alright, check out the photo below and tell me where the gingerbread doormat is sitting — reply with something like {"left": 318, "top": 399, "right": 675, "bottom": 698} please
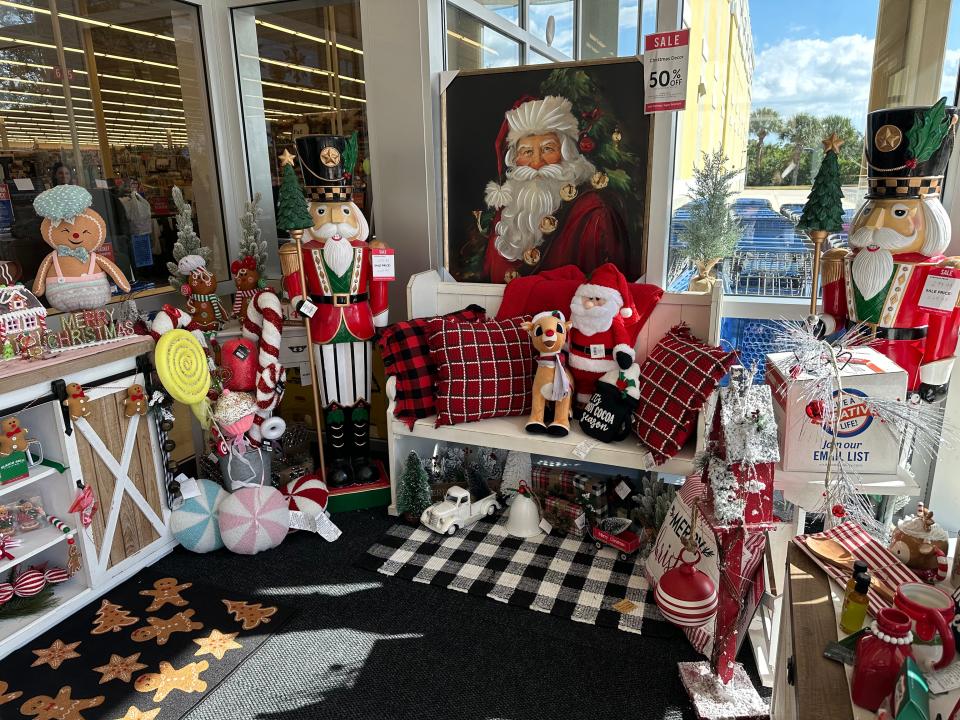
{"left": 0, "top": 570, "right": 292, "bottom": 720}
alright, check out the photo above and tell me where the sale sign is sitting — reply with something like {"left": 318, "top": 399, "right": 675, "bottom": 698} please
{"left": 643, "top": 29, "right": 690, "bottom": 113}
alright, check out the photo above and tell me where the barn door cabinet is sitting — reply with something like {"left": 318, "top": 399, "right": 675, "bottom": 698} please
{"left": 0, "top": 336, "right": 175, "bottom": 658}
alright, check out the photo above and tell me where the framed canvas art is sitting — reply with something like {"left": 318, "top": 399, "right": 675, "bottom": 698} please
{"left": 442, "top": 58, "right": 652, "bottom": 284}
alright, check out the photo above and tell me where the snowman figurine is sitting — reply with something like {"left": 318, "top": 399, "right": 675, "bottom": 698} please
{"left": 32, "top": 185, "right": 131, "bottom": 311}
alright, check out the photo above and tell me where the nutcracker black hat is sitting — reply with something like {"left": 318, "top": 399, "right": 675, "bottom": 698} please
{"left": 295, "top": 133, "right": 358, "bottom": 203}
{"left": 864, "top": 97, "right": 958, "bottom": 199}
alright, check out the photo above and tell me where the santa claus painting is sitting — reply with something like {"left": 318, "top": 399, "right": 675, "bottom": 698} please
{"left": 443, "top": 62, "right": 649, "bottom": 283}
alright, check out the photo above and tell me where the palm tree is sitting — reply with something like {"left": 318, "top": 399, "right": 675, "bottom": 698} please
{"left": 749, "top": 107, "right": 783, "bottom": 167}
{"left": 781, "top": 113, "right": 823, "bottom": 185}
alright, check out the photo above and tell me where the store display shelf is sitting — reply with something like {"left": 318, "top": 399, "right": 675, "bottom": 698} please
{"left": 0, "top": 463, "right": 65, "bottom": 499}
{"left": 392, "top": 414, "right": 696, "bottom": 476}
{"left": 0, "top": 525, "right": 76, "bottom": 575}
{"left": 775, "top": 465, "right": 920, "bottom": 509}
{"left": 0, "top": 581, "right": 91, "bottom": 652}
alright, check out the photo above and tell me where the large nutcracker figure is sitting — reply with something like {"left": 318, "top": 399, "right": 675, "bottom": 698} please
{"left": 821, "top": 99, "right": 960, "bottom": 400}
{"left": 278, "top": 135, "right": 390, "bottom": 486}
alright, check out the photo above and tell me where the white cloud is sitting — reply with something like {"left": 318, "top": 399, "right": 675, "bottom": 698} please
{"left": 939, "top": 48, "right": 960, "bottom": 102}
{"left": 620, "top": 1, "right": 640, "bottom": 29}
{"left": 751, "top": 34, "right": 874, "bottom": 126}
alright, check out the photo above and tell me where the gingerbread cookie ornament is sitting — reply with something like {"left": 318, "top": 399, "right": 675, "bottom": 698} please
{"left": 62, "top": 383, "right": 91, "bottom": 421}
{"left": 124, "top": 384, "right": 148, "bottom": 418}
{"left": 32, "top": 185, "right": 130, "bottom": 312}
{"left": 20, "top": 687, "right": 104, "bottom": 720}
{"left": 0, "top": 416, "right": 28, "bottom": 456}
{"left": 138, "top": 577, "right": 191, "bottom": 611}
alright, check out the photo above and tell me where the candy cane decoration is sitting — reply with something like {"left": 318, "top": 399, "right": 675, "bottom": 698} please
{"left": 150, "top": 304, "right": 209, "bottom": 348}
{"left": 242, "top": 290, "right": 286, "bottom": 446}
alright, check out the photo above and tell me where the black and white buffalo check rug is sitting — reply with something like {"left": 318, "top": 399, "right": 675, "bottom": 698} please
{"left": 359, "top": 516, "right": 675, "bottom": 636}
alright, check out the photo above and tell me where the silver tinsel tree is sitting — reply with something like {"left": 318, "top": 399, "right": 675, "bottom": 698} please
{"left": 237, "top": 192, "right": 267, "bottom": 274}
{"left": 166, "top": 186, "right": 211, "bottom": 288}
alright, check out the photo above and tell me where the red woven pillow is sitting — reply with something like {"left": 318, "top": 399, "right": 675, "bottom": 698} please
{"left": 428, "top": 315, "right": 534, "bottom": 427}
{"left": 378, "top": 306, "right": 486, "bottom": 429}
{"left": 632, "top": 324, "right": 735, "bottom": 464}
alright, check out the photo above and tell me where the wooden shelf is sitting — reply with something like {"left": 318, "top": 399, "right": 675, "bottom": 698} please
{"left": 0, "top": 463, "right": 64, "bottom": 499}
{"left": 0, "top": 525, "right": 76, "bottom": 575}
{"left": 392, "top": 414, "right": 697, "bottom": 476}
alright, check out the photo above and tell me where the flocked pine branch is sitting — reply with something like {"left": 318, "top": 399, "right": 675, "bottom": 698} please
{"left": 166, "top": 186, "right": 210, "bottom": 287}
{"left": 238, "top": 192, "right": 267, "bottom": 275}
{"left": 678, "top": 151, "right": 743, "bottom": 264}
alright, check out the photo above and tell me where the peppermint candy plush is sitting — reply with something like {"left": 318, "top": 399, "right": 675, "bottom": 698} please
{"left": 284, "top": 474, "right": 329, "bottom": 517}
{"left": 218, "top": 486, "right": 289, "bottom": 555}
{"left": 170, "top": 479, "right": 227, "bottom": 553}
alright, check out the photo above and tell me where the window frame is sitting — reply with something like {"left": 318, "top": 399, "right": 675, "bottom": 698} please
{"left": 446, "top": 0, "right": 573, "bottom": 66}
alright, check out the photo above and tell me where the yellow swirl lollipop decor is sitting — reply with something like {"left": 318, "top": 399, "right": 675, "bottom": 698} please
{"left": 155, "top": 329, "right": 212, "bottom": 425}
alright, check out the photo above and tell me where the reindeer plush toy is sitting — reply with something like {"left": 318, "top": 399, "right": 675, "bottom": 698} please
{"left": 522, "top": 311, "right": 574, "bottom": 437}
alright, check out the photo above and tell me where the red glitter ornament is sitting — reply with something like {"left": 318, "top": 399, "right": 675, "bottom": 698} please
{"left": 832, "top": 504, "right": 846, "bottom": 518}
{"left": 578, "top": 134, "right": 596, "bottom": 153}
{"left": 905, "top": 157, "right": 918, "bottom": 170}
{"left": 805, "top": 399, "right": 825, "bottom": 424}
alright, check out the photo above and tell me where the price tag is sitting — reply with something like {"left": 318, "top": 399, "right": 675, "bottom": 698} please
{"left": 574, "top": 513, "right": 586, "bottom": 530}
{"left": 615, "top": 480, "right": 632, "bottom": 500}
{"left": 918, "top": 268, "right": 960, "bottom": 314}
{"left": 643, "top": 29, "right": 690, "bottom": 114}
{"left": 371, "top": 248, "right": 395, "bottom": 280}
{"left": 590, "top": 343, "right": 605, "bottom": 359}
{"left": 287, "top": 510, "right": 314, "bottom": 531}
{"left": 178, "top": 476, "right": 201, "bottom": 499}
{"left": 316, "top": 512, "right": 342, "bottom": 542}
{"left": 572, "top": 439, "right": 599, "bottom": 459}
{"left": 538, "top": 518, "right": 553, "bottom": 535}
{"left": 13, "top": 178, "right": 34, "bottom": 191}
{"left": 94, "top": 179, "right": 109, "bottom": 189}
{"left": 298, "top": 298, "right": 318, "bottom": 318}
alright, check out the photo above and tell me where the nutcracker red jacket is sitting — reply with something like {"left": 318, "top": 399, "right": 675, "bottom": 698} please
{"left": 282, "top": 238, "right": 389, "bottom": 344}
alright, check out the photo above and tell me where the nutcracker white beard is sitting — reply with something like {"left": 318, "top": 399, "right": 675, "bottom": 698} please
{"left": 569, "top": 293, "right": 619, "bottom": 336}
{"left": 487, "top": 149, "right": 594, "bottom": 262}
{"left": 849, "top": 225, "right": 915, "bottom": 300}
{"left": 322, "top": 234, "right": 355, "bottom": 276}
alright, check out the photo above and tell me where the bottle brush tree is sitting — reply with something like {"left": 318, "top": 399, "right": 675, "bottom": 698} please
{"left": 396, "top": 451, "right": 432, "bottom": 522}
{"left": 678, "top": 150, "right": 743, "bottom": 291}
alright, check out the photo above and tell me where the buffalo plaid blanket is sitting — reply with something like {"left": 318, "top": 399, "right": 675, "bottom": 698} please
{"left": 359, "top": 516, "right": 674, "bottom": 636}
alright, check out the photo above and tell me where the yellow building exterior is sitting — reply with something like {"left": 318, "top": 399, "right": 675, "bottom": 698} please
{"left": 673, "top": 0, "right": 754, "bottom": 197}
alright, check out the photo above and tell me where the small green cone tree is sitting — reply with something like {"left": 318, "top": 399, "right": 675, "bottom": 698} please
{"left": 276, "top": 162, "right": 313, "bottom": 233}
{"left": 798, "top": 139, "right": 845, "bottom": 234}
{"left": 397, "top": 451, "right": 432, "bottom": 521}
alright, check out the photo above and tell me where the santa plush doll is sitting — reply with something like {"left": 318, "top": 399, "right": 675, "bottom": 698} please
{"left": 567, "top": 263, "right": 640, "bottom": 403}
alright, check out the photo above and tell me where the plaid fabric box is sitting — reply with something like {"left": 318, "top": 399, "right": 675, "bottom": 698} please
{"left": 578, "top": 482, "right": 609, "bottom": 520}
{"left": 378, "top": 306, "right": 486, "bottom": 429}
{"left": 543, "top": 495, "right": 586, "bottom": 537}
{"left": 530, "top": 466, "right": 591, "bottom": 502}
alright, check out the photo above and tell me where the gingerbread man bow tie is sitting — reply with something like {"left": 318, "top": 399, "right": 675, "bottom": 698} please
{"left": 57, "top": 245, "right": 90, "bottom": 262}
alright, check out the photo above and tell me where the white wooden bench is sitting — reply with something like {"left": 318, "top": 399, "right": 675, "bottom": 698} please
{"left": 384, "top": 270, "right": 723, "bottom": 515}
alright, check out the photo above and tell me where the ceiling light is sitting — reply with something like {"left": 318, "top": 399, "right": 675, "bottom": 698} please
{"left": 253, "top": 19, "right": 363, "bottom": 56}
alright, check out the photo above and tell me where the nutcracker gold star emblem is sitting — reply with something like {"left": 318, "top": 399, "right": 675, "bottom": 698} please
{"left": 320, "top": 146, "right": 341, "bottom": 167}
{"left": 874, "top": 124, "right": 902, "bottom": 152}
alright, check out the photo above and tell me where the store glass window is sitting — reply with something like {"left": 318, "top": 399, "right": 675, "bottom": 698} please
{"left": 447, "top": 5, "right": 521, "bottom": 70}
{"left": 233, "top": 0, "right": 369, "bottom": 270}
{"left": 0, "top": 0, "right": 224, "bottom": 296}
{"left": 476, "top": 0, "right": 519, "bottom": 26}
{"left": 528, "top": 0, "right": 574, "bottom": 58}
{"left": 580, "top": 0, "right": 645, "bottom": 59}
{"left": 667, "top": 0, "right": 960, "bottom": 305}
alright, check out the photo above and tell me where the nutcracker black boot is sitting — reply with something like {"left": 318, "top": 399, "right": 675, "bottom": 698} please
{"left": 349, "top": 400, "right": 379, "bottom": 484}
{"left": 323, "top": 403, "right": 354, "bottom": 488}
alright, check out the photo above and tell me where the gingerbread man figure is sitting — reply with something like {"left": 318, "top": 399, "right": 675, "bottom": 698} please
{"left": 20, "top": 686, "right": 104, "bottom": 720}
{"left": 131, "top": 609, "right": 203, "bottom": 645}
{"left": 62, "top": 383, "right": 91, "bottom": 422}
{"left": 0, "top": 416, "right": 28, "bottom": 456}
{"left": 139, "top": 578, "right": 192, "bottom": 612}
{"left": 124, "top": 384, "right": 148, "bottom": 418}
{"left": 134, "top": 660, "right": 209, "bottom": 702}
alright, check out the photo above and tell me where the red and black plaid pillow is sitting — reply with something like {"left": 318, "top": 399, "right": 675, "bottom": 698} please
{"left": 632, "top": 324, "right": 734, "bottom": 465}
{"left": 428, "top": 315, "right": 533, "bottom": 427}
{"left": 378, "top": 305, "right": 485, "bottom": 429}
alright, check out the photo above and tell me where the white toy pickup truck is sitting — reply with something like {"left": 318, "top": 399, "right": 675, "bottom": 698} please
{"left": 420, "top": 486, "right": 500, "bottom": 535}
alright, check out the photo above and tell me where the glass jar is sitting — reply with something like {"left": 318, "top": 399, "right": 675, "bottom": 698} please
{"left": 851, "top": 608, "right": 914, "bottom": 712}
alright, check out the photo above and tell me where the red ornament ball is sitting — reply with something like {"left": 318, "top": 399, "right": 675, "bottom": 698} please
{"left": 905, "top": 157, "right": 918, "bottom": 170}
{"left": 219, "top": 338, "right": 259, "bottom": 391}
{"left": 832, "top": 504, "right": 846, "bottom": 518}
{"left": 578, "top": 134, "right": 596, "bottom": 153}
{"left": 805, "top": 399, "right": 825, "bottom": 424}
{"left": 654, "top": 548, "right": 718, "bottom": 628}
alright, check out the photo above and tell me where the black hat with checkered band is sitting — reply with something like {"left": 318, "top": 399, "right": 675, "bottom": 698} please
{"left": 295, "top": 134, "right": 355, "bottom": 203}
{"left": 865, "top": 98, "right": 958, "bottom": 199}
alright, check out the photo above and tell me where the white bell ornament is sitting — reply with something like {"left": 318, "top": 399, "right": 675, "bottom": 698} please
{"left": 504, "top": 481, "right": 542, "bottom": 538}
